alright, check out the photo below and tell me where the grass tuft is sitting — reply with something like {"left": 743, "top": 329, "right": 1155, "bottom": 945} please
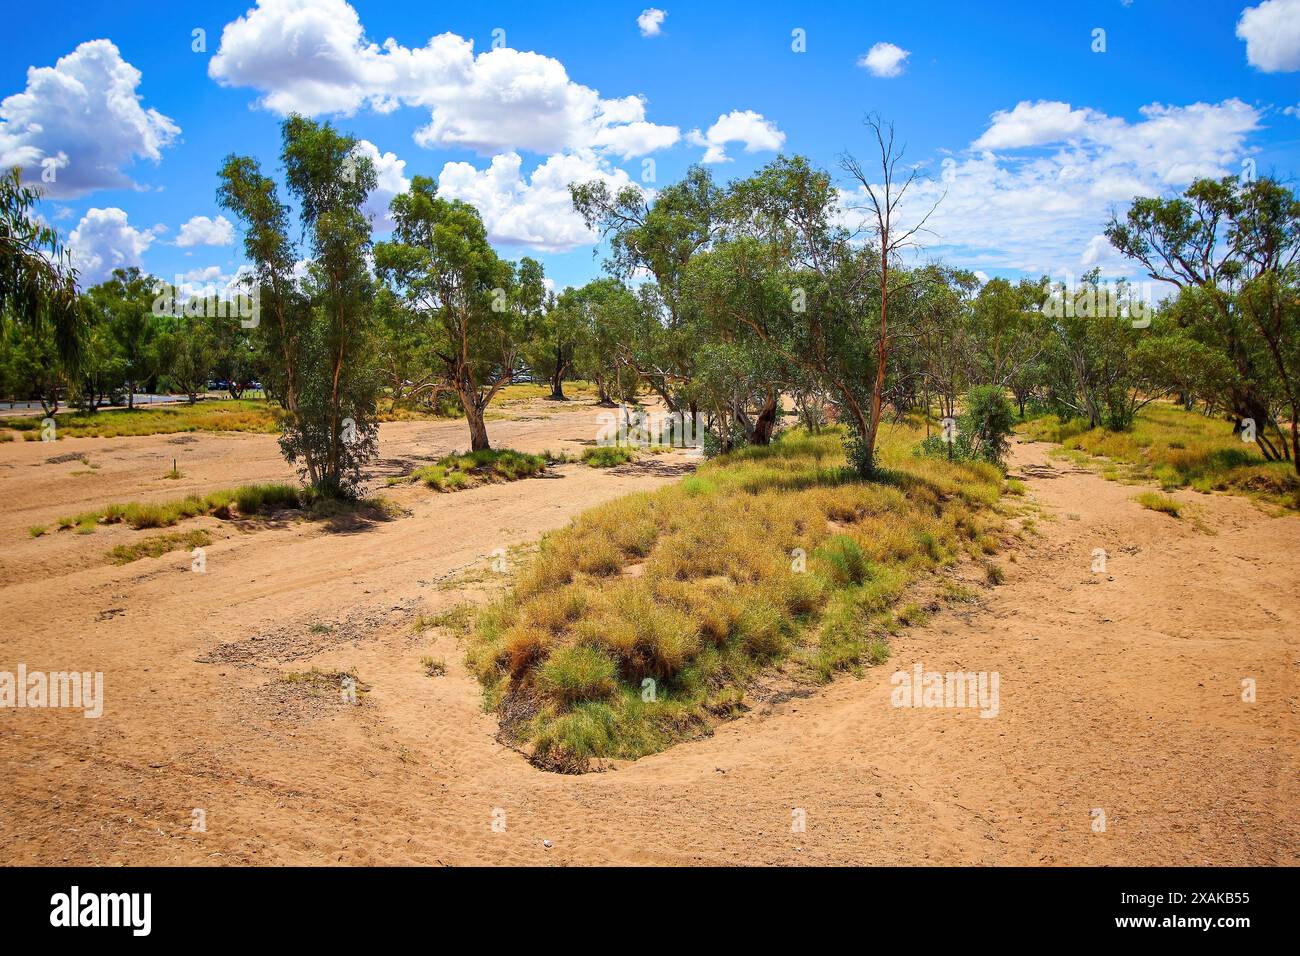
{"left": 55, "top": 483, "right": 316, "bottom": 533}
{"left": 1135, "top": 490, "right": 1182, "bottom": 517}
{"left": 581, "top": 446, "right": 637, "bottom": 468}
{"left": 402, "top": 449, "right": 547, "bottom": 491}
{"left": 106, "top": 529, "right": 212, "bottom": 565}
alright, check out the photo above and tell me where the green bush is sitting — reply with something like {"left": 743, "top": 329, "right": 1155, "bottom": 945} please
{"left": 919, "top": 386, "right": 1016, "bottom": 468}
{"left": 538, "top": 646, "right": 618, "bottom": 704}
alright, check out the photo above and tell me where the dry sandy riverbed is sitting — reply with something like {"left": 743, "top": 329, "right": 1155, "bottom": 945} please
{"left": 0, "top": 398, "right": 1296, "bottom": 865}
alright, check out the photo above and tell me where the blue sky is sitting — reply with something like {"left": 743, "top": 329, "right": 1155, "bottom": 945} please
{"left": 2, "top": 0, "right": 1297, "bottom": 296}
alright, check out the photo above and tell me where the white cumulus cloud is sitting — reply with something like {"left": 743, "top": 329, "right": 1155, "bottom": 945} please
{"left": 838, "top": 98, "right": 1262, "bottom": 278}
{"left": 176, "top": 215, "right": 235, "bottom": 247}
{"left": 688, "top": 110, "right": 785, "bottom": 164}
{"left": 436, "top": 150, "right": 644, "bottom": 252}
{"left": 973, "top": 101, "right": 1098, "bottom": 149}
{"left": 208, "top": 0, "right": 679, "bottom": 158}
{"left": 350, "top": 139, "right": 410, "bottom": 230}
{"left": 857, "top": 42, "right": 910, "bottom": 78}
{"left": 0, "top": 39, "right": 179, "bottom": 198}
{"left": 637, "top": 9, "right": 667, "bottom": 38}
{"left": 68, "top": 207, "right": 159, "bottom": 285}
{"left": 1237, "top": 0, "right": 1300, "bottom": 72}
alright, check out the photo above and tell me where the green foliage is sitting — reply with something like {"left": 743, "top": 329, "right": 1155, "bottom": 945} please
{"left": 581, "top": 445, "right": 636, "bottom": 468}
{"left": 919, "top": 386, "right": 1016, "bottom": 467}
{"left": 89, "top": 267, "right": 164, "bottom": 409}
{"left": 375, "top": 176, "right": 545, "bottom": 451}
{"left": 218, "top": 116, "right": 381, "bottom": 497}
{"left": 0, "top": 166, "right": 85, "bottom": 366}
{"left": 404, "top": 448, "right": 548, "bottom": 490}
{"left": 0, "top": 320, "right": 64, "bottom": 414}
{"left": 1106, "top": 175, "right": 1300, "bottom": 471}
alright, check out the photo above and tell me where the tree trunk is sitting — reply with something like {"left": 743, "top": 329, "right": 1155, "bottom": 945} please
{"left": 1292, "top": 409, "right": 1299, "bottom": 477}
{"left": 863, "top": 255, "right": 889, "bottom": 474}
{"left": 751, "top": 392, "right": 779, "bottom": 445}
{"left": 466, "top": 400, "right": 491, "bottom": 451}
{"left": 549, "top": 349, "right": 568, "bottom": 400}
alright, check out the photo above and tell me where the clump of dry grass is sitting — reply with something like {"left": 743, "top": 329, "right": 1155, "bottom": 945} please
{"left": 1020, "top": 403, "right": 1299, "bottom": 509}
{"left": 52, "top": 483, "right": 396, "bottom": 534}
{"left": 468, "top": 422, "right": 1006, "bottom": 772}
{"left": 55, "top": 483, "right": 304, "bottom": 532}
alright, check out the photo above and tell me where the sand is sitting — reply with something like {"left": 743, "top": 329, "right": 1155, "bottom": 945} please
{"left": 1, "top": 401, "right": 1296, "bottom": 865}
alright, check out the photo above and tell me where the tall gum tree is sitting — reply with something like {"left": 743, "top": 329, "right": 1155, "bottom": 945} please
{"left": 219, "top": 116, "right": 380, "bottom": 495}
{"left": 375, "top": 175, "right": 544, "bottom": 451}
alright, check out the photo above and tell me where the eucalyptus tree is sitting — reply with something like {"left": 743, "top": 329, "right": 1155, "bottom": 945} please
{"left": 88, "top": 268, "right": 161, "bottom": 410}
{"left": 0, "top": 166, "right": 85, "bottom": 366}
{"left": 718, "top": 137, "right": 938, "bottom": 474}
{"left": 567, "top": 277, "right": 641, "bottom": 407}
{"left": 570, "top": 166, "right": 723, "bottom": 411}
{"left": 1106, "top": 175, "right": 1299, "bottom": 466}
{"left": 375, "top": 175, "right": 545, "bottom": 451}
{"left": 218, "top": 115, "right": 380, "bottom": 496}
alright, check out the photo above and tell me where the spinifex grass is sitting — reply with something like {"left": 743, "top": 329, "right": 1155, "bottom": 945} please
{"left": 56, "top": 483, "right": 306, "bottom": 532}
{"left": 1134, "top": 491, "right": 1182, "bottom": 517}
{"left": 106, "top": 529, "right": 213, "bottom": 565}
{"left": 467, "top": 423, "right": 1007, "bottom": 772}
{"left": 579, "top": 445, "right": 671, "bottom": 468}
{"left": 580, "top": 446, "right": 637, "bottom": 468}
{"left": 1020, "top": 402, "right": 1300, "bottom": 510}
{"left": 392, "top": 448, "right": 548, "bottom": 491}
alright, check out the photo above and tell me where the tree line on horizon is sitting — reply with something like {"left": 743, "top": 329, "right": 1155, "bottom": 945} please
{"left": 2, "top": 115, "right": 1297, "bottom": 495}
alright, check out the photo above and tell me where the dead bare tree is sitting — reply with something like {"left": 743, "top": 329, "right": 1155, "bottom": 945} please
{"left": 840, "top": 115, "right": 944, "bottom": 471}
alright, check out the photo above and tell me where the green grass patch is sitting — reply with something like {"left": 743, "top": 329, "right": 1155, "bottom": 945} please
{"left": 1020, "top": 403, "right": 1299, "bottom": 510}
{"left": 495, "top": 381, "right": 598, "bottom": 403}
{"left": 398, "top": 448, "right": 548, "bottom": 491}
{"left": 580, "top": 445, "right": 637, "bottom": 468}
{"left": 0, "top": 399, "right": 276, "bottom": 439}
{"left": 105, "top": 528, "right": 212, "bottom": 565}
{"left": 1134, "top": 491, "right": 1182, "bottom": 517}
{"left": 467, "top": 423, "right": 1006, "bottom": 772}
{"left": 55, "top": 481, "right": 319, "bottom": 535}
